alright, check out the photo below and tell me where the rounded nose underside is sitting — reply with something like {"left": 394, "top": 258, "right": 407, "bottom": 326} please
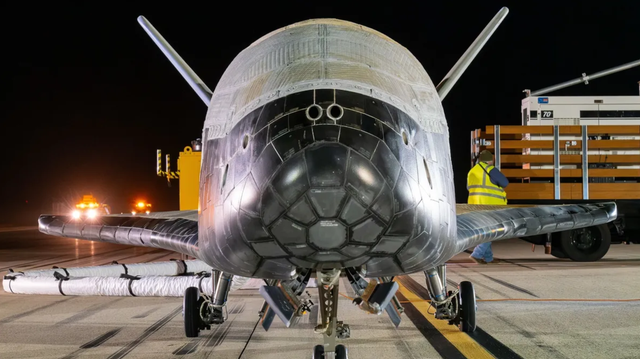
{"left": 200, "top": 88, "right": 455, "bottom": 279}
{"left": 263, "top": 142, "right": 396, "bottom": 267}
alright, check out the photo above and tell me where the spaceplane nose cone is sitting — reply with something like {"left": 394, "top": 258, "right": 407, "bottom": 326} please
{"left": 309, "top": 220, "right": 347, "bottom": 249}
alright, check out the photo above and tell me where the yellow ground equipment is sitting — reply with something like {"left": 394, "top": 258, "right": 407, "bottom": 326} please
{"left": 157, "top": 139, "right": 202, "bottom": 210}
{"left": 131, "top": 200, "right": 152, "bottom": 215}
{"left": 72, "top": 194, "right": 110, "bottom": 220}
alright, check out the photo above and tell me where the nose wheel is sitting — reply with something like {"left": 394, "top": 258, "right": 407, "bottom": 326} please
{"left": 313, "top": 344, "right": 348, "bottom": 359}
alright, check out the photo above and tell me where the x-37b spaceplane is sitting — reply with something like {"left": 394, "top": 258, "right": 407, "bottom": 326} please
{"left": 38, "top": 6, "right": 616, "bottom": 358}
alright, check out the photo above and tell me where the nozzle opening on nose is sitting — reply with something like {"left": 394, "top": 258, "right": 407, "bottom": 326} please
{"left": 327, "top": 104, "right": 344, "bottom": 120}
{"left": 306, "top": 104, "right": 323, "bottom": 121}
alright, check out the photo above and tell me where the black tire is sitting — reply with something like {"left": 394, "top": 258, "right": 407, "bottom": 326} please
{"left": 458, "top": 281, "right": 476, "bottom": 333}
{"left": 549, "top": 233, "right": 568, "bottom": 258}
{"left": 313, "top": 344, "right": 325, "bottom": 359}
{"left": 184, "top": 287, "right": 200, "bottom": 338}
{"left": 550, "top": 247, "right": 568, "bottom": 259}
{"left": 335, "top": 344, "right": 348, "bottom": 359}
{"left": 559, "top": 224, "right": 611, "bottom": 262}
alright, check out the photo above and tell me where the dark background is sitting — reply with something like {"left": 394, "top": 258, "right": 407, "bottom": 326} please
{"left": 2, "top": 1, "right": 639, "bottom": 225}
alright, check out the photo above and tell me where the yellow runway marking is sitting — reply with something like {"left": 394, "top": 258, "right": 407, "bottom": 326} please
{"left": 397, "top": 281, "right": 495, "bottom": 359}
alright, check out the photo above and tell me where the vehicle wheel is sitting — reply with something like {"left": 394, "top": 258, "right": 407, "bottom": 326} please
{"left": 458, "top": 281, "right": 476, "bottom": 333}
{"left": 184, "top": 287, "right": 201, "bottom": 338}
{"left": 549, "top": 234, "right": 568, "bottom": 258}
{"left": 550, "top": 247, "right": 568, "bottom": 259}
{"left": 335, "top": 344, "right": 348, "bottom": 359}
{"left": 313, "top": 344, "right": 325, "bottom": 359}
{"left": 559, "top": 224, "right": 611, "bottom": 262}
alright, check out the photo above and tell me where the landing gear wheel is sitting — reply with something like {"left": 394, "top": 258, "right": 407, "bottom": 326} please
{"left": 559, "top": 224, "right": 611, "bottom": 262}
{"left": 313, "top": 344, "right": 324, "bottom": 359}
{"left": 458, "top": 281, "right": 476, "bottom": 333}
{"left": 335, "top": 344, "right": 348, "bottom": 359}
{"left": 183, "top": 286, "right": 201, "bottom": 338}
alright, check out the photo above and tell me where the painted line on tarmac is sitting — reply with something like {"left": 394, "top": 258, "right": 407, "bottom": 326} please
{"left": 398, "top": 275, "right": 524, "bottom": 359}
{"left": 397, "top": 279, "right": 494, "bottom": 359}
{"left": 395, "top": 289, "right": 467, "bottom": 359}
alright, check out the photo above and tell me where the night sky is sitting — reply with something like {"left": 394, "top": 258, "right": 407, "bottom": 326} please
{"left": 3, "top": 1, "right": 639, "bottom": 225}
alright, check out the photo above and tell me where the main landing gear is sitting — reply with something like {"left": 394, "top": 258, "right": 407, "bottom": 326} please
{"left": 424, "top": 264, "right": 476, "bottom": 332}
{"left": 183, "top": 270, "right": 232, "bottom": 338}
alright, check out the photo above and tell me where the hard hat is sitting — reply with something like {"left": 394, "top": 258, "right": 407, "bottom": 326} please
{"left": 478, "top": 150, "right": 493, "bottom": 162}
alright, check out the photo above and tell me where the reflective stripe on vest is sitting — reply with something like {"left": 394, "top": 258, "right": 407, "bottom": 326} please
{"left": 467, "top": 163, "right": 506, "bottom": 202}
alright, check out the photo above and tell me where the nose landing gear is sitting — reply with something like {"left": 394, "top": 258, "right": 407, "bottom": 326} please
{"left": 312, "top": 269, "right": 349, "bottom": 359}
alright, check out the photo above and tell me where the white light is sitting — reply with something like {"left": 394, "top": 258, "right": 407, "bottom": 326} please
{"left": 87, "top": 209, "right": 97, "bottom": 219}
{"left": 356, "top": 167, "right": 375, "bottom": 186}
{"left": 71, "top": 210, "right": 80, "bottom": 219}
{"left": 145, "top": 211, "right": 150, "bottom": 214}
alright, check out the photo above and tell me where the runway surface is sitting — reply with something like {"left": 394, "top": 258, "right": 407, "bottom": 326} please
{"left": 1, "top": 228, "right": 639, "bottom": 358}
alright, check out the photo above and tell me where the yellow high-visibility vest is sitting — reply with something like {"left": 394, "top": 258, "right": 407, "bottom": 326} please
{"left": 467, "top": 162, "right": 507, "bottom": 205}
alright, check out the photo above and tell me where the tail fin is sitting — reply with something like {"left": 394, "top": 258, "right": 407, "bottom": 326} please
{"left": 436, "top": 7, "right": 509, "bottom": 100}
{"left": 137, "top": 16, "right": 213, "bottom": 106}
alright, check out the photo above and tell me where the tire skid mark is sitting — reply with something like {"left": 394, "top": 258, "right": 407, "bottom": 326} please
{"left": 462, "top": 249, "right": 536, "bottom": 270}
{"left": 206, "top": 302, "right": 245, "bottom": 348}
{"left": 0, "top": 256, "right": 60, "bottom": 272}
{"left": 173, "top": 339, "right": 200, "bottom": 356}
{"left": 450, "top": 266, "right": 510, "bottom": 298}
{"left": 99, "top": 249, "right": 169, "bottom": 266}
{"left": 478, "top": 273, "right": 538, "bottom": 298}
{"left": 501, "top": 260, "right": 536, "bottom": 271}
{"left": 81, "top": 328, "right": 123, "bottom": 349}
{"left": 60, "top": 328, "right": 123, "bottom": 359}
{"left": 172, "top": 300, "right": 245, "bottom": 356}
{"left": 6, "top": 247, "right": 132, "bottom": 272}
{"left": 0, "top": 297, "right": 75, "bottom": 324}
{"left": 56, "top": 298, "right": 126, "bottom": 325}
{"left": 452, "top": 264, "right": 538, "bottom": 298}
{"left": 132, "top": 307, "right": 158, "bottom": 319}
{"left": 107, "top": 306, "right": 182, "bottom": 359}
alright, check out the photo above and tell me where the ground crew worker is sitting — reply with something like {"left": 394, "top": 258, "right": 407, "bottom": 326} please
{"left": 467, "top": 150, "right": 508, "bottom": 264}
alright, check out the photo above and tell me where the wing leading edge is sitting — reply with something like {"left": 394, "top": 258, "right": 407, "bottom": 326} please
{"left": 38, "top": 210, "right": 200, "bottom": 259}
{"left": 455, "top": 202, "right": 617, "bottom": 252}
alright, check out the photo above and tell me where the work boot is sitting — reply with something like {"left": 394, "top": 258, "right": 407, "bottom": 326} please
{"left": 469, "top": 255, "right": 487, "bottom": 264}
{"left": 487, "top": 258, "right": 504, "bottom": 264}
